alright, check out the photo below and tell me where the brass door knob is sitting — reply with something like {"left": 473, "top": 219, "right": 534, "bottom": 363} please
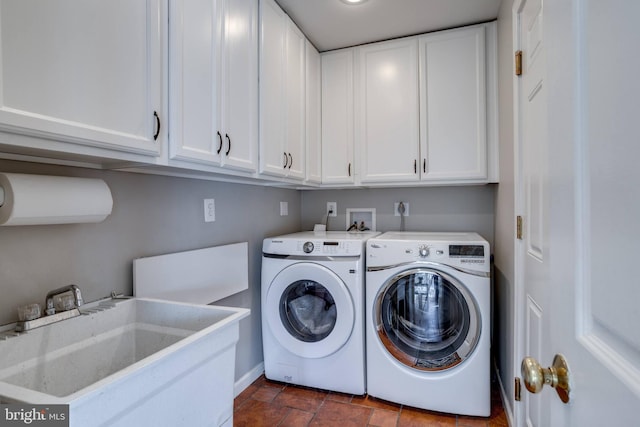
{"left": 521, "top": 354, "right": 571, "bottom": 403}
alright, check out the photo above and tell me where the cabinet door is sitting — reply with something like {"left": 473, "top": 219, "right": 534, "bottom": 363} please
{"left": 358, "top": 38, "right": 419, "bottom": 183}
{"left": 284, "top": 19, "right": 306, "bottom": 180}
{"left": 0, "top": 0, "right": 164, "bottom": 156}
{"left": 258, "top": 0, "right": 287, "bottom": 177}
{"left": 321, "top": 49, "right": 355, "bottom": 184}
{"left": 221, "top": 0, "right": 258, "bottom": 172}
{"left": 305, "top": 41, "right": 322, "bottom": 184}
{"left": 169, "top": 0, "right": 222, "bottom": 165}
{"left": 419, "top": 26, "right": 487, "bottom": 181}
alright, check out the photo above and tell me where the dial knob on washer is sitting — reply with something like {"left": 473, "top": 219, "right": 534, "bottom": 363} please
{"left": 303, "top": 242, "right": 314, "bottom": 253}
{"left": 418, "top": 245, "right": 430, "bottom": 258}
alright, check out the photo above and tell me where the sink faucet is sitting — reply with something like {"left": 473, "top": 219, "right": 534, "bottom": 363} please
{"left": 45, "top": 285, "right": 83, "bottom": 315}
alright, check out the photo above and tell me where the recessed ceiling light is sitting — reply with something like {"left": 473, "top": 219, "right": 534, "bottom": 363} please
{"left": 340, "top": 0, "right": 369, "bottom": 5}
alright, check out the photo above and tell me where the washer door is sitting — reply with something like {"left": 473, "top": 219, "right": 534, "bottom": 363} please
{"left": 374, "top": 267, "right": 480, "bottom": 371}
{"left": 266, "top": 262, "right": 355, "bottom": 358}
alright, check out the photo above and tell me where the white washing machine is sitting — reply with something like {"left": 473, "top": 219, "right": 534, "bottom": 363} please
{"left": 366, "top": 232, "right": 491, "bottom": 416}
{"left": 261, "top": 231, "right": 379, "bottom": 394}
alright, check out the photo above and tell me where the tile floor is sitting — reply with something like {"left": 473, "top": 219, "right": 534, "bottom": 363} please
{"left": 233, "top": 374, "right": 509, "bottom": 427}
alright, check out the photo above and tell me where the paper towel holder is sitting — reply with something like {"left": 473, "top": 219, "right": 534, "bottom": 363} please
{"left": 0, "top": 173, "right": 113, "bottom": 226}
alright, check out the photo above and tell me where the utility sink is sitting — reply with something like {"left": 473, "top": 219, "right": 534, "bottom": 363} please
{"left": 0, "top": 298, "right": 249, "bottom": 427}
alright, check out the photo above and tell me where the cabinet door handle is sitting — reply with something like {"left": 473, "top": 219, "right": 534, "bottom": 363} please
{"left": 423, "top": 158, "right": 427, "bottom": 173}
{"left": 414, "top": 159, "right": 417, "bottom": 174}
{"left": 283, "top": 152, "right": 289, "bottom": 168}
{"left": 288, "top": 153, "right": 293, "bottom": 169}
{"left": 216, "top": 132, "right": 223, "bottom": 154}
{"left": 153, "top": 111, "right": 161, "bottom": 141}
{"left": 348, "top": 163, "right": 351, "bottom": 177}
{"left": 225, "top": 134, "right": 231, "bottom": 156}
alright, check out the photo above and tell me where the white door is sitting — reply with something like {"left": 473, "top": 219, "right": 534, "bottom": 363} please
{"left": 169, "top": 0, "right": 222, "bottom": 165}
{"left": 305, "top": 40, "right": 322, "bottom": 184}
{"left": 419, "top": 25, "right": 487, "bottom": 182}
{"left": 358, "top": 38, "right": 419, "bottom": 183}
{"left": 516, "top": 0, "right": 640, "bottom": 425}
{"left": 321, "top": 49, "right": 355, "bottom": 184}
{"left": 258, "top": 0, "right": 287, "bottom": 177}
{"left": 220, "top": 0, "right": 259, "bottom": 172}
{"left": 514, "top": 0, "right": 550, "bottom": 425}
{"left": 0, "top": 0, "right": 163, "bottom": 156}
{"left": 284, "top": 19, "right": 306, "bottom": 180}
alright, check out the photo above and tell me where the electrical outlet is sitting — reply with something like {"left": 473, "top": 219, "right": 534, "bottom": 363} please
{"left": 394, "top": 202, "right": 409, "bottom": 216}
{"left": 204, "top": 198, "right": 215, "bottom": 222}
{"left": 327, "top": 202, "right": 337, "bottom": 217}
{"left": 280, "top": 201, "right": 288, "bottom": 216}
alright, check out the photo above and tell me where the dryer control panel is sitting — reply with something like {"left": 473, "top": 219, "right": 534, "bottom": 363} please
{"left": 366, "top": 232, "right": 490, "bottom": 273}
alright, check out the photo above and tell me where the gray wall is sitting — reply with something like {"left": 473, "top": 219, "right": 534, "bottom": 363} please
{"left": 0, "top": 158, "right": 501, "bottom": 390}
{"left": 0, "top": 159, "right": 301, "bottom": 381}
{"left": 301, "top": 186, "right": 495, "bottom": 246}
{"left": 494, "top": 0, "right": 516, "bottom": 419}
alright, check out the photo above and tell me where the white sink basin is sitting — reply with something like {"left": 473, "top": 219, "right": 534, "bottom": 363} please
{"left": 0, "top": 298, "right": 249, "bottom": 427}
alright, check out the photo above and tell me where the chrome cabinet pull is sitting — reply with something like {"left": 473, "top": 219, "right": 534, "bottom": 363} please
{"left": 283, "top": 152, "right": 289, "bottom": 168}
{"left": 288, "top": 153, "right": 293, "bottom": 169}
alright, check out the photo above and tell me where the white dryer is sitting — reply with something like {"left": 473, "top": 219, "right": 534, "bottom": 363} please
{"left": 261, "top": 231, "right": 379, "bottom": 395}
{"left": 366, "top": 232, "right": 491, "bottom": 416}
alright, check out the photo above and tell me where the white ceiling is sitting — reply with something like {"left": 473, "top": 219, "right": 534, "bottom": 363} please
{"left": 275, "top": 0, "right": 503, "bottom": 52}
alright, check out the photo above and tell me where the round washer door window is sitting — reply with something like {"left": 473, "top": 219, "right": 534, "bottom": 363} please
{"left": 266, "top": 262, "right": 355, "bottom": 358}
{"left": 374, "top": 268, "right": 480, "bottom": 371}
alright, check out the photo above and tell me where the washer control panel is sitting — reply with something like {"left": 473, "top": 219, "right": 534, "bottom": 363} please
{"left": 298, "top": 240, "right": 356, "bottom": 255}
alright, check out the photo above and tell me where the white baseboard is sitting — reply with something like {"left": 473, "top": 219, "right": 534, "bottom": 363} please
{"left": 494, "top": 365, "right": 515, "bottom": 427}
{"left": 234, "top": 362, "right": 265, "bottom": 397}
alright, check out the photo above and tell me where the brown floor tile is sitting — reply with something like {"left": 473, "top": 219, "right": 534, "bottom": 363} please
{"left": 458, "top": 415, "right": 490, "bottom": 427}
{"left": 233, "top": 399, "right": 289, "bottom": 427}
{"left": 351, "top": 394, "right": 402, "bottom": 411}
{"left": 233, "top": 383, "right": 259, "bottom": 409}
{"left": 280, "top": 408, "right": 315, "bottom": 427}
{"left": 368, "top": 408, "right": 399, "bottom": 427}
{"left": 234, "top": 374, "right": 507, "bottom": 427}
{"left": 487, "top": 411, "right": 509, "bottom": 427}
{"left": 273, "top": 385, "right": 327, "bottom": 412}
{"left": 397, "top": 406, "right": 457, "bottom": 427}
{"left": 309, "top": 400, "right": 373, "bottom": 427}
{"left": 251, "top": 385, "right": 281, "bottom": 402}
{"left": 326, "top": 390, "right": 354, "bottom": 403}
{"left": 263, "top": 377, "right": 288, "bottom": 390}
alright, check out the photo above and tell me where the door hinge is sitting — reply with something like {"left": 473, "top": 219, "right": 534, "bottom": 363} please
{"left": 515, "top": 377, "right": 522, "bottom": 401}
{"left": 515, "top": 50, "right": 523, "bottom": 76}
{"left": 517, "top": 215, "right": 523, "bottom": 240}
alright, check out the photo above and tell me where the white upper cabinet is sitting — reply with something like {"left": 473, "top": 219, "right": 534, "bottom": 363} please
{"left": 357, "top": 38, "right": 420, "bottom": 183}
{"left": 305, "top": 40, "right": 322, "bottom": 184}
{"left": 169, "top": 0, "right": 258, "bottom": 173}
{"left": 419, "top": 24, "right": 488, "bottom": 182}
{"left": 321, "top": 49, "right": 355, "bottom": 185}
{"left": 259, "top": 0, "right": 305, "bottom": 180}
{"left": 0, "top": 0, "right": 165, "bottom": 159}
{"left": 284, "top": 19, "right": 306, "bottom": 180}
{"left": 321, "top": 22, "right": 496, "bottom": 187}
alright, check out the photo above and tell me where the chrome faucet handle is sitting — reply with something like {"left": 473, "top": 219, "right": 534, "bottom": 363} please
{"left": 45, "top": 284, "right": 83, "bottom": 314}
